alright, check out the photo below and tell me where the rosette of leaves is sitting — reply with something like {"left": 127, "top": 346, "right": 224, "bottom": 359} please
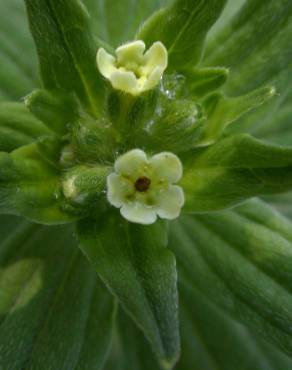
{"left": 1, "top": 0, "right": 292, "bottom": 369}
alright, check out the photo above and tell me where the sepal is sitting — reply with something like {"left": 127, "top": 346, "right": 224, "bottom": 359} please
{"left": 62, "top": 164, "right": 110, "bottom": 217}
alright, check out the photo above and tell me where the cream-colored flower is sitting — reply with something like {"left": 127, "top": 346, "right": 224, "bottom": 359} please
{"left": 107, "top": 149, "right": 184, "bottom": 224}
{"left": 97, "top": 40, "right": 168, "bottom": 95}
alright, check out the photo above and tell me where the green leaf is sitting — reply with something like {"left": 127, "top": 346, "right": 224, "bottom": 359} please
{"left": 104, "top": 267, "right": 292, "bottom": 370}
{"left": 205, "top": 0, "right": 292, "bottom": 94}
{"left": 25, "top": 0, "right": 104, "bottom": 115}
{"left": 0, "top": 102, "right": 52, "bottom": 152}
{"left": 83, "top": 0, "right": 171, "bottom": 47}
{"left": 25, "top": 89, "right": 79, "bottom": 135}
{"left": 0, "top": 0, "right": 39, "bottom": 101}
{"left": 104, "top": 307, "right": 160, "bottom": 370}
{"left": 137, "top": 0, "right": 227, "bottom": 69}
{"left": 0, "top": 140, "right": 74, "bottom": 224}
{"left": 177, "top": 281, "right": 292, "bottom": 370}
{"left": 200, "top": 86, "right": 275, "bottom": 144}
{"left": 170, "top": 199, "right": 292, "bottom": 358}
{"left": 185, "top": 67, "right": 229, "bottom": 99}
{"left": 0, "top": 217, "right": 115, "bottom": 369}
{"left": 77, "top": 211, "right": 180, "bottom": 370}
{"left": 180, "top": 134, "right": 292, "bottom": 212}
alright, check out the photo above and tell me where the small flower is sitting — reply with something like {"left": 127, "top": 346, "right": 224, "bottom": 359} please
{"left": 97, "top": 40, "right": 168, "bottom": 96}
{"left": 107, "top": 149, "right": 184, "bottom": 225}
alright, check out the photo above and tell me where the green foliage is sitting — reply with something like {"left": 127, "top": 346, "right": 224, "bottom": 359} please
{"left": 78, "top": 212, "right": 180, "bottom": 369}
{"left": 138, "top": 0, "right": 227, "bottom": 69}
{"left": 0, "top": 1, "right": 39, "bottom": 101}
{"left": 0, "top": 102, "right": 52, "bottom": 152}
{"left": 170, "top": 199, "right": 292, "bottom": 358}
{"left": 25, "top": 0, "right": 105, "bottom": 115}
{"left": 25, "top": 89, "right": 79, "bottom": 135}
{"left": 0, "top": 0, "right": 292, "bottom": 369}
{"left": 0, "top": 216, "right": 115, "bottom": 369}
{"left": 0, "top": 140, "right": 74, "bottom": 224}
{"left": 181, "top": 134, "right": 292, "bottom": 212}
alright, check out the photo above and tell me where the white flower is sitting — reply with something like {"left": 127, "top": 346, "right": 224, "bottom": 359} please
{"left": 97, "top": 40, "right": 168, "bottom": 96}
{"left": 107, "top": 149, "right": 184, "bottom": 225}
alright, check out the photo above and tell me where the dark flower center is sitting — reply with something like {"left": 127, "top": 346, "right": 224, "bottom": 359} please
{"left": 135, "top": 176, "right": 151, "bottom": 192}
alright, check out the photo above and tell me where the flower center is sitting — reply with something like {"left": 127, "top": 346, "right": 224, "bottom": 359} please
{"left": 134, "top": 176, "right": 151, "bottom": 192}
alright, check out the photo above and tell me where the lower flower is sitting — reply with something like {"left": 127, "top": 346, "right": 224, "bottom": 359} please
{"left": 107, "top": 149, "right": 185, "bottom": 224}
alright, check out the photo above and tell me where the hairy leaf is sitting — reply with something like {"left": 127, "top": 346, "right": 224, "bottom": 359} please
{"left": 25, "top": 0, "right": 104, "bottom": 115}
{"left": 181, "top": 134, "right": 292, "bottom": 212}
{"left": 138, "top": 0, "right": 227, "bottom": 69}
{"left": 170, "top": 199, "right": 292, "bottom": 358}
{"left": 78, "top": 211, "right": 180, "bottom": 370}
{"left": 0, "top": 217, "right": 115, "bottom": 369}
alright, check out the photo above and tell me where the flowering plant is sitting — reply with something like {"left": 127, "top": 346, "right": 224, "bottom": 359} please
{"left": 0, "top": 0, "right": 292, "bottom": 369}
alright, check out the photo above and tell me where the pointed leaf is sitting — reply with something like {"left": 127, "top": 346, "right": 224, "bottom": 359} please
{"left": 200, "top": 86, "right": 276, "bottom": 144}
{"left": 104, "top": 265, "right": 292, "bottom": 370}
{"left": 77, "top": 211, "right": 180, "bottom": 370}
{"left": 138, "top": 0, "right": 227, "bottom": 69}
{"left": 185, "top": 67, "right": 229, "bottom": 98}
{"left": 181, "top": 134, "right": 292, "bottom": 212}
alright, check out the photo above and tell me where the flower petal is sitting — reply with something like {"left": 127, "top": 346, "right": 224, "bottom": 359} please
{"left": 142, "top": 41, "right": 168, "bottom": 75}
{"left": 107, "top": 173, "right": 134, "bottom": 208}
{"left": 110, "top": 70, "right": 139, "bottom": 95}
{"left": 116, "top": 40, "right": 146, "bottom": 65}
{"left": 156, "top": 185, "right": 185, "bottom": 220}
{"left": 149, "top": 152, "right": 183, "bottom": 183}
{"left": 142, "top": 66, "right": 163, "bottom": 91}
{"left": 115, "top": 149, "right": 148, "bottom": 178}
{"left": 97, "top": 48, "right": 117, "bottom": 79}
{"left": 120, "top": 202, "right": 157, "bottom": 224}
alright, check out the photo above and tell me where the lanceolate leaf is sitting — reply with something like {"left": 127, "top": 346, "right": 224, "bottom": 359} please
{"left": 137, "top": 0, "right": 227, "bottom": 69}
{"left": 170, "top": 199, "right": 292, "bottom": 358}
{"left": 0, "top": 140, "right": 73, "bottom": 224}
{"left": 0, "top": 102, "right": 52, "bottom": 152}
{"left": 180, "top": 134, "right": 292, "bottom": 212}
{"left": 78, "top": 211, "right": 180, "bottom": 370}
{"left": 0, "top": 217, "right": 115, "bottom": 369}
{"left": 104, "top": 267, "right": 292, "bottom": 370}
{"left": 25, "top": 0, "right": 105, "bottom": 115}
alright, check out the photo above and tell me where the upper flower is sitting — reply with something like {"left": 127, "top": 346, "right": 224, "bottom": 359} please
{"left": 107, "top": 149, "right": 184, "bottom": 225}
{"left": 97, "top": 40, "right": 168, "bottom": 96}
